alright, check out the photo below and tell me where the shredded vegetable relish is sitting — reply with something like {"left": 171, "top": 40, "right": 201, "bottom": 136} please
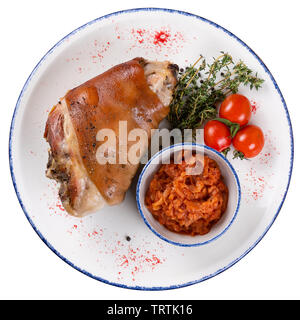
{"left": 145, "top": 153, "right": 228, "bottom": 236}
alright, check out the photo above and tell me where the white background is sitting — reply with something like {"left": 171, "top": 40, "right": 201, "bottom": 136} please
{"left": 1, "top": 0, "right": 299, "bottom": 300}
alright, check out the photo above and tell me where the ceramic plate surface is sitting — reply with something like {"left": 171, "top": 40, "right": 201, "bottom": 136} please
{"left": 9, "top": 8, "right": 293, "bottom": 290}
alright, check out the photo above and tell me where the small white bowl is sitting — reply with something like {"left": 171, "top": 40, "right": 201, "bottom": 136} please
{"left": 136, "top": 143, "right": 241, "bottom": 247}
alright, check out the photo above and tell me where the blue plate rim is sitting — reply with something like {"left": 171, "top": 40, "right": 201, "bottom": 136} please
{"left": 136, "top": 143, "right": 241, "bottom": 247}
{"left": 9, "top": 7, "right": 294, "bottom": 291}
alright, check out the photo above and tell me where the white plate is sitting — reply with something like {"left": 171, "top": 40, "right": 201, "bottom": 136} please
{"left": 9, "top": 8, "right": 294, "bottom": 290}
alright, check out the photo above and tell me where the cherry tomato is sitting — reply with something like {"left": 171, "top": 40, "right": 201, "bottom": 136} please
{"left": 219, "top": 94, "right": 252, "bottom": 126}
{"left": 233, "top": 125, "right": 264, "bottom": 158}
{"left": 204, "top": 120, "right": 232, "bottom": 152}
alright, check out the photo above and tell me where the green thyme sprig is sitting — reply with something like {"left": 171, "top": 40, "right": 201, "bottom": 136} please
{"left": 168, "top": 52, "right": 264, "bottom": 130}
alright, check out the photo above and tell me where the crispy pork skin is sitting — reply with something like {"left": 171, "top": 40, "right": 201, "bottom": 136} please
{"left": 44, "top": 58, "right": 178, "bottom": 216}
{"left": 45, "top": 99, "right": 106, "bottom": 216}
